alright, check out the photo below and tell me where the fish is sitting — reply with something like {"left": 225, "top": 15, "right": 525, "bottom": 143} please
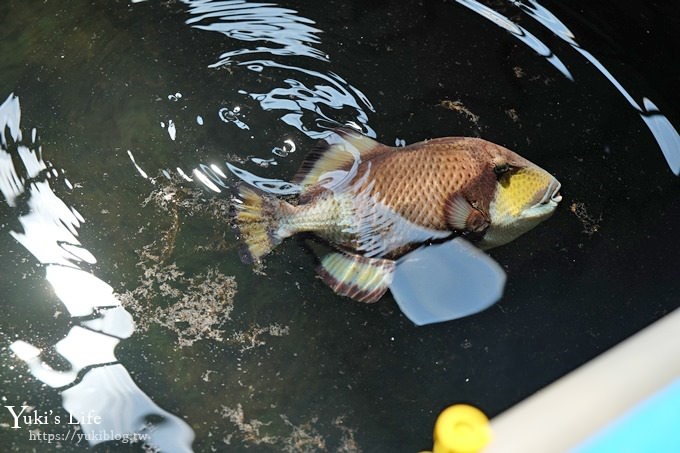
{"left": 232, "top": 128, "right": 561, "bottom": 308}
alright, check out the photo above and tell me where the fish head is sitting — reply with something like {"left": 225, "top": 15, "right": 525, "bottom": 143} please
{"left": 478, "top": 147, "right": 561, "bottom": 249}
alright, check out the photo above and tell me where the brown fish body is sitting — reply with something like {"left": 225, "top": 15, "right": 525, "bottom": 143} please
{"left": 281, "top": 135, "right": 539, "bottom": 258}
{"left": 234, "top": 128, "right": 561, "bottom": 302}
{"left": 333, "top": 138, "right": 501, "bottom": 227}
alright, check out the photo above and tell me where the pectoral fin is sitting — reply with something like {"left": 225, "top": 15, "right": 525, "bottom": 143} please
{"left": 317, "top": 252, "right": 396, "bottom": 303}
{"left": 389, "top": 238, "right": 506, "bottom": 326}
{"left": 445, "top": 194, "right": 490, "bottom": 234}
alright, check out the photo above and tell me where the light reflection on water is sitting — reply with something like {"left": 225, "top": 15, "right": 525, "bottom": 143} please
{"left": 1, "top": 94, "right": 194, "bottom": 451}
{"left": 181, "top": 0, "right": 679, "bottom": 200}
{"left": 183, "top": 0, "right": 375, "bottom": 138}
{"left": 185, "top": 0, "right": 328, "bottom": 63}
{"left": 456, "top": 0, "right": 680, "bottom": 175}
{"left": 237, "top": 60, "right": 375, "bottom": 138}
{"left": 1, "top": 0, "right": 679, "bottom": 451}
{"left": 455, "top": 0, "right": 574, "bottom": 81}
{"left": 134, "top": 0, "right": 378, "bottom": 197}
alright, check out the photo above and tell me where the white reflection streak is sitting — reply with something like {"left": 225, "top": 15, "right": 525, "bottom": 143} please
{"left": 1, "top": 94, "right": 194, "bottom": 451}
{"left": 168, "top": 119, "right": 177, "bottom": 140}
{"left": 193, "top": 167, "right": 223, "bottom": 192}
{"left": 177, "top": 166, "right": 194, "bottom": 181}
{"left": 454, "top": 0, "right": 574, "bottom": 80}
{"left": 127, "top": 149, "right": 149, "bottom": 179}
{"left": 509, "top": 0, "right": 680, "bottom": 175}
{"left": 226, "top": 161, "right": 302, "bottom": 195}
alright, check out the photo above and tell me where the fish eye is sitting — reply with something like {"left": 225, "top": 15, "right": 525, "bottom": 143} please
{"left": 493, "top": 162, "right": 511, "bottom": 176}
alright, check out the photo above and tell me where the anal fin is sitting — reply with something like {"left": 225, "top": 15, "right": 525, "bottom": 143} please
{"left": 317, "top": 252, "right": 395, "bottom": 303}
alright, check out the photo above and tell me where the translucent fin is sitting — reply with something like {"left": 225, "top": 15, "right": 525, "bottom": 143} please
{"left": 317, "top": 252, "right": 396, "bottom": 303}
{"left": 390, "top": 238, "right": 506, "bottom": 326}
{"left": 293, "top": 128, "right": 385, "bottom": 189}
{"left": 445, "top": 194, "right": 490, "bottom": 233}
{"left": 445, "top": 194, "right": 474, "bottom": 230}
{"left": 335, "top": 127, "right": 383, "bottom": 155}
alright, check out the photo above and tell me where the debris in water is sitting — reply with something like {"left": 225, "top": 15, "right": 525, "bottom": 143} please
{"left": 119, "top": 259, "right": 236, "bottom": 347}
{"left": 505, "top": 108, "right": 520, "bottom": 123}
{"left": 570, "top": 201, "right": 602, "bottom": 236}
{"left": 219, "top": 404, "right": 360, "bottom": 452}
{"left": 119, "top": 178, "right": 238, "bottom": 347}
{"left": 439, "top": 99, "right": 480, "bottom": 125}
{"left": 229, "top": 323, "right": 290, "bottom": 353}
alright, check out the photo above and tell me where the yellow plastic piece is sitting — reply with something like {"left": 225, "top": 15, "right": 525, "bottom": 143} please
{"left": 427, "top": 404, "right": 492, "bottom": 453}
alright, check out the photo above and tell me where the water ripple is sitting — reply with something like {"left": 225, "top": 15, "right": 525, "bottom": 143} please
{"left": 455, "top": 0, "right": 680, "bottom": 175}
{"left": 511, "top": 0, "right": 680, "bottom": 175}
{"left": 1, "top": 93, "right": 195, "bottom": 451}
{"left": 455, "top": 0, "right": 574, "bottom": 80}
{"left": 184, "top": 0, "right": 328, "bottom": 63}
{"left": 182, "top": 0, "right": 375, "bottom": 139}
{"left": 242, "top": 59, "right": 376, "bottom": 138}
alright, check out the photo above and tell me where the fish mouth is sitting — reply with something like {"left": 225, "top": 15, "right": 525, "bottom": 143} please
{"left": 539, "top": 179, "right": 562, "bottom": 205}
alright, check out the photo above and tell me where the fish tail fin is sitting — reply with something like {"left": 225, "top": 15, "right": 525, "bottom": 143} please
{"left": 233, "top": 185, "right": 293, "bottom": 263}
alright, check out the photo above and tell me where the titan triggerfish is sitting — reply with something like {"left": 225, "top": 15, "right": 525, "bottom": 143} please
{"left": 233, "top": 128, "right": 561, "bottom": 305}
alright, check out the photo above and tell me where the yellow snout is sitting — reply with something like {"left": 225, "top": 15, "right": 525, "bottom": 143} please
{"left": 496, "top": 167, "right": 560, "bottom": 218}
{"left": 481, "top": 166, "right": 561, "bottom": 249}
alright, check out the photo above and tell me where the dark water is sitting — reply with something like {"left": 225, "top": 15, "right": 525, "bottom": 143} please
{"left": 1, "top": 1, "right": 679, "bottom": 451}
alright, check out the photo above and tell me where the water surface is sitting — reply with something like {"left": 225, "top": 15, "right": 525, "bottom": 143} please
{"left": 1, "top": 1, "right": 679, "bottom": 451}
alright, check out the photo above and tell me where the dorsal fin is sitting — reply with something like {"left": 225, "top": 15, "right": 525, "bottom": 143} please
{"left": 292, "top": 128, "right": 386, "bottom": 189}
